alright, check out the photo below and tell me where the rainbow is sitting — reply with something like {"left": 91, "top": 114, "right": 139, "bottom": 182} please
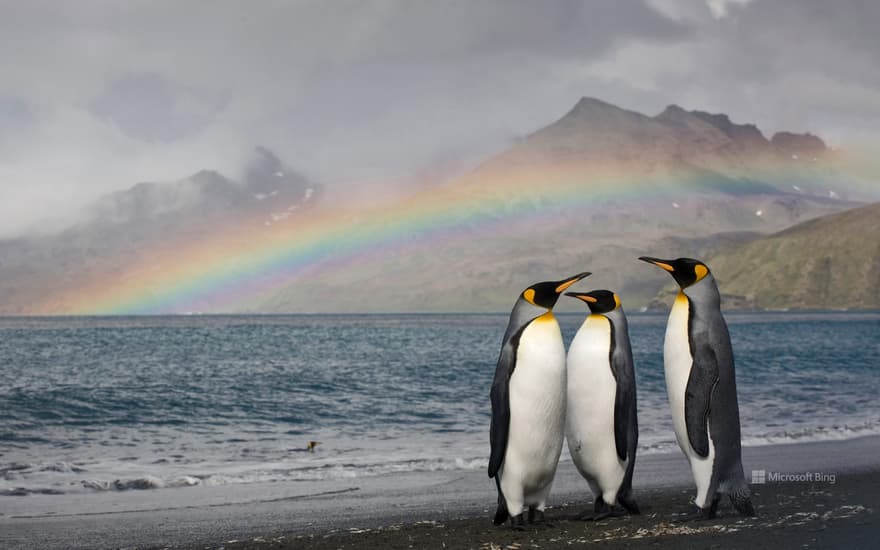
{"left": 36, "top": 158, "right": 843, "bottom": 315}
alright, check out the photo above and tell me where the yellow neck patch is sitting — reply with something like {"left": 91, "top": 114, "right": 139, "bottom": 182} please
{"left": 535, "top": 311, "right": 556, "bottom": 323}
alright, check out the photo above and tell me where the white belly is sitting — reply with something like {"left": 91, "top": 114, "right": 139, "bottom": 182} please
{"left": 565, "top": 315, "right": 626, "bottom": 504}
{"left": 665, "top": 293, "right": 715, "bottom": 507}
{"left": 501, "top": 313, "right": 566, "bottom": 513}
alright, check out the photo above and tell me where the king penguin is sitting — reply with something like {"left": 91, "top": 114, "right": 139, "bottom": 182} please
{"left": 489, "top": 272, "right": 591, "bottom": 529}
{"left": 639, "top": 256, "right": 755, "bottom": 518}
{"left": 564, "top": 290, "right": 639, "bottom": 520}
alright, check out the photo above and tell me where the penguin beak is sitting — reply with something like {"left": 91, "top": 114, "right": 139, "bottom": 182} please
{"left": 565, "top": 292, "right": 597, "bottom": 303}
{"left": 555, "top": 272, "right": 591, "bottom": 294}
{"left": 638, "top": 256, "right": 675, "bottom": 272}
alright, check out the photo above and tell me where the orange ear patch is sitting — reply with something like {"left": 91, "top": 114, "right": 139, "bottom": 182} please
{"left": 523, "top": 288, "right": 536, "bottom": 304}
{"left": 695, "top": 264, "right": 708, "bottom": 280}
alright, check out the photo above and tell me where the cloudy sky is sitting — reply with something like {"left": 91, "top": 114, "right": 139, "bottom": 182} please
{"left": 0, "top": 0, "right": 878, "bottom": 236}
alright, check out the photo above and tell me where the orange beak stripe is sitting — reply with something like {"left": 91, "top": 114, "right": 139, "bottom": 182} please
{"left": 555, "top": 278, "right": 582, "bottom": 294}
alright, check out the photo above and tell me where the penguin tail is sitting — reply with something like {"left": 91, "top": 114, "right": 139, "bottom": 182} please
{"left": 619, "top": 491, "right": 640, "bottom": 515}
{"left": 492, "top": 477, "right": 509, "bottom": 525}
{"left": 492, "top": 497, "right": 509, "bottom": 525}
{"left": 730, "top": 485, "right": 756, "bottom": 517}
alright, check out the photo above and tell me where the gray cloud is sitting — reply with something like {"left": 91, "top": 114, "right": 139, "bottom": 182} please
{"left": 90, "top": 74, "right": 225, "bottom": 142}
{"left": 588, "top": 0, "right": 880, "bottom": 140}
{"left": 0, "top": 96, "right": 32, "bottom": 131}
{"left": 0, "top": 0, "right": 877, "bottom": 236}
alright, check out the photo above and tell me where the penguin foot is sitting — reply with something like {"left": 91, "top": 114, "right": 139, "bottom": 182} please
{"left": 509, "top": 513, "right": 527, "bottom": 531}
{"left": 730, "top": 493, "right": 756, "bottom": 517}
{"left": 528, "top": 508, "right": 553, "bottom": 528}
{"left": 619, "top": 495, "right": 640, "bottom": 515}
{"left": 578, "top": 497, "right": 615, "bottom": 521}
{"left": 699, "top": 506, "right": 718, "bottom": 520}
{"left": 673, "top": 496, "right": 720, "bottom": 521}
{"left": 672, "top": 496, "right": 721, "bottom": 523}
{"left": 701, "top": 493, "right": 721, "bottom": 519}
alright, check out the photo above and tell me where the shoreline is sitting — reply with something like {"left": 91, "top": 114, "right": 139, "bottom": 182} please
{"left": 235, "top": 470, "right": 877, "bottom": 550}
{"left": 2, "top": 435, "right": 879, "bottom": 549}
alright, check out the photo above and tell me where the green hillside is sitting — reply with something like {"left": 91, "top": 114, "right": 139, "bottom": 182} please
{"left": 705, "top": 202, "right": 880, "bottom": 310}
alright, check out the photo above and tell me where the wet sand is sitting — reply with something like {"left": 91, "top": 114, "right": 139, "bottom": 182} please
{"left": 2, "top": 436, "right": 878, "bottom": 549}
{"left": 249, "top": 470, "right": 877, "bottom": 550}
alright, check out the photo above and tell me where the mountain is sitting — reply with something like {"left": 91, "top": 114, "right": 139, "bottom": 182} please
{"left": 0, "top": 148, "right": 321, "bottom": 314}
{"left": 0, "top": 98, "right": 873, "bottom": 314}
{"left": 486, "top": 97, "right": 829, "bottom": 172}
{"left": 257, "top": 99, "right": 868, "bottom": 314}
{"left": 500, "top": 97, "right": 689, "bottom": 164}
{"left": 88, "top": 147, "right": 318, "bottom": 226}
{"left": 454, "top": 98, "right": 855, "bottom": 239}
{"left": 700, "top": 202, "right": 879, "bottom": 310}
{"left": 770, "top": 131, "right": 827, "bottom": 160}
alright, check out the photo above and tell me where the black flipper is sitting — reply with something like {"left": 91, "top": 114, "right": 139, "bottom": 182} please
{"left": 609, "top": 321, "right": 635, "bottom": 462}
{"left": 685, "top": 334, "right": 719, "bottom": 458}
{"left": 489, "top": 317, "right": 531, "bottom": 525}
{"left": 488, "top": 374, "right": 510, "bottom": 479}
{"left": 488, "top": 323, "right": 527, "bottom": 478}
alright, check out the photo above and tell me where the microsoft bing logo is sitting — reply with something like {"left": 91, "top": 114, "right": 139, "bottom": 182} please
{"left": 750, "top": 469, "right": 836, "bottom": 484}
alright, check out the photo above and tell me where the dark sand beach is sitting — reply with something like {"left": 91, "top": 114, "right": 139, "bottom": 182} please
{"left": 249, "top": 470, "right": 877, "bottom": 550}
{"left": 2, "top": 436, "right": 878, "bottom": 549}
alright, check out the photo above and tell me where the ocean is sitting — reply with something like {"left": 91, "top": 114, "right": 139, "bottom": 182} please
{"left": 1, "top": 312, "right": 878, "bottom": 498}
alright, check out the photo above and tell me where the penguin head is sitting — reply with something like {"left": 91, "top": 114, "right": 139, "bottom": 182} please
{"left": 521, "top": 272, "right": 591, "bottom": 309}
{"left": 638, "top": 256, "right": 711, "bottom": 288}
{"left": 565, "top": 289, "right": 620, "bottom": 314}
